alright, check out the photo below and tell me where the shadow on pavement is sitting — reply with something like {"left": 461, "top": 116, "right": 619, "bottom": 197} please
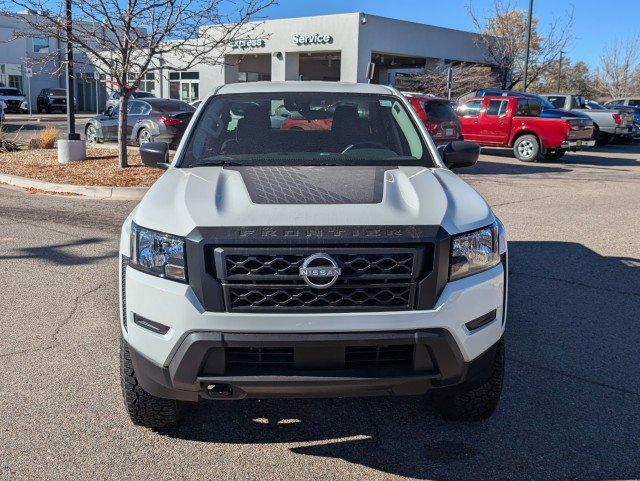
{"left": 0, "top": 237, "right": 116, "bottom": 265}
{"left": 1, "top": 123, "right": 46, "bottom": 133}
{"left": 157, "top": 241, "right": 640, "bottom": 480}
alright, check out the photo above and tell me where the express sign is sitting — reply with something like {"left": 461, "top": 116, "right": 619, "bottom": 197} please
{"left": 229, "top": 39, "right": 266, "bottom": 49}
{"left": 293, "top": 34, "right": 333, "bottom": 45}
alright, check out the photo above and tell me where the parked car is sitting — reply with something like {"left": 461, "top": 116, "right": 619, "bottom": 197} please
{"left": 119, "top": 81, "right": 508, "bottom": 428}
{"left": 539, "top": 93, "right": 635, "bottom": 145}
{"left": 603, "top": 98, "right": 640, "bottom": 108}
{"left": 0, "top": 87, "right": 28, "bottom": 113}
{"left": 459, "top": 89, "right": 592, "bottom": 120}
{"left": 105, "top": 91, "right": 156, "bottom": 115}
{"left": 457, "top": 95, "right": 595, "bottom": 161}
{"left": 36, "top": 88, "right": 75, "bottom": 113}
{"left": 403, "top": 92, "right": 462, "bottom": 144}
{"left": 85, "top": 98, "right": 195, "bottom": 147}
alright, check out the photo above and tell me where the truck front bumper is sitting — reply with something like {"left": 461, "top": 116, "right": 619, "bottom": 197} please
{"left": 128, "top": 329, "right": 503, "bottom": 401}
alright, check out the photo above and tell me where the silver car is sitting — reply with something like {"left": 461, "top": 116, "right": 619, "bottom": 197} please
{"left": 85, "top": 98, "right": 195, "bottom": 147}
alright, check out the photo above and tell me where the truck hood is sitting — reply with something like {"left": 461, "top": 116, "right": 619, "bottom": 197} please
{"left": 132, "top": 165, "right": 494, "bottom": 237}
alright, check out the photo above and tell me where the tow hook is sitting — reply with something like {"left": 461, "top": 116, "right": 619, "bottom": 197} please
{"left": 206, "top": 383, "right": 233, "bottom": 397}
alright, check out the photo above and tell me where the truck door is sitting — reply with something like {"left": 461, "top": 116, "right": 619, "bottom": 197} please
{"left": 456, "top": 99, "right": 483, "bottom": 141}
{"left": 481, "top": 99, "right": 511, "bottom": 145}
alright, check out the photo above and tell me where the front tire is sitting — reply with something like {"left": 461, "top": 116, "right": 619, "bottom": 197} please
{"left": 85, "top": 124, "right": 102, "bottom": 143}
{"left": 430, "top": 337, "right": 504, "bottom": 421}
{"left": 120, "top": 338, "right": 185, "bottom": 429}
{"left": 513, "top": 134, "right": 539, "bottom": 162}
{"left": 137, "top": 128, "right": 153, "bottom": 146}
{"left": 543, "top": 148, "right": 566, "bottom": 161}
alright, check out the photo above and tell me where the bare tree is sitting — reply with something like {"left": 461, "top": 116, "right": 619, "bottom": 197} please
{"left": 404, "top": 62, "right": 502, "bottom": 99}
{"left": 595, "top": 36, "right": 640, "bottom": 99}
{"left": 468, "top": 0, "right": 573, "bottom": 90}
{"left": 3, "top": 0, "right": 273, "bottom": 167}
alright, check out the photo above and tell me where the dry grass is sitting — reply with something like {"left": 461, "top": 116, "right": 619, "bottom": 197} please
{"left": 31, "top": 126, "right": 60, "bottom": 149}
{"left": 0, "top": 147, "right": 164, "bottom": 187}
{"left": 0, "top": 129, "right": 25, "bottom": 152}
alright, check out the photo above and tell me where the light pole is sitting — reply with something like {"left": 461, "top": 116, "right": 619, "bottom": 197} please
{"left": 25, "top": 66, "right": 32, "bottom": 117}
{"left": 64, "top": 0, "right": 78, "bottom": 139}
{"left": 57, "top": 0, "right": 86, "bottom": 162}
{"left": 557, "top": 50, "right": 565, "bottom": 92}
{"left": 522, "top": 0, "right": 534, "bottom": 92}
{"left": 94, "top": 70, "right": 100, "bottom": 115}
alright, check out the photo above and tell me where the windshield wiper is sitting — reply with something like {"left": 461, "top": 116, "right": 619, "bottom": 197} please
{"left": 188, "top": 159, "right": 244, "bottom": 167}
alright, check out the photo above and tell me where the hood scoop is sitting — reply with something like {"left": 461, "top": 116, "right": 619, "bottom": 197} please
{"left": 224, "top": 166, "right": 389, "bottom": 205}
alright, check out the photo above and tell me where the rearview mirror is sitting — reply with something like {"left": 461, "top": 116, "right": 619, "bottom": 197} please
{"left": 140, "top": 142, "right": 170, "bottom": 169}
{"left": 438, "top": 141, "right": 480, "bottom": 169}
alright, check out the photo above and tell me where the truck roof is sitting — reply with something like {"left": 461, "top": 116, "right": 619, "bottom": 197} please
{"left": 216, "top": 81, "right": 398, "bottom": 96}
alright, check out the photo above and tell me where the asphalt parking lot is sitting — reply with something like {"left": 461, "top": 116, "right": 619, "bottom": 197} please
{"left": 1, "top": 144, "right": 639, "bottom": 480}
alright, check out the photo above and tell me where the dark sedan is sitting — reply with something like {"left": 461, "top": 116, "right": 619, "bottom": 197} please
{"left": 84, "top": 98, "right": 195, "bottom": 147}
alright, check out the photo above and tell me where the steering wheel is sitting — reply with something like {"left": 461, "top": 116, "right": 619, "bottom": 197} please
{"left": 341, "top": 142, "right": 388, "bottom": 154}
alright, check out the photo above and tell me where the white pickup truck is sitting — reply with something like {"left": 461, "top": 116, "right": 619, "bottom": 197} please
{"left": 119, "top": 82, "right": 508, "bottom": 428}
{"left": 540, "top": 93, "right": 636, "bottom": 145}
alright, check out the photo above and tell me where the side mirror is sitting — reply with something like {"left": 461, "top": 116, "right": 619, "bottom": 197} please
{"left": 140, "top": 142, "right": 170, "bottom": 169}
{"left": 438, "top": 140, "right": 480, "bottom": 169}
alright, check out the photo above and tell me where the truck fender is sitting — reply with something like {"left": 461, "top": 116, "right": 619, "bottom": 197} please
{"left": 510, "top": 129, "right": 541, "bottom": 148}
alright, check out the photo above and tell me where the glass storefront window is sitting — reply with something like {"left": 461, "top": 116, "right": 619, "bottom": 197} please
{"left": 138, "top": 72, "right": 156, "bottom": 95}
{"left": 168, "top": 71, "right": 199, "bottom": 102}
{"left": 33, "top": 37, "right": 50, "bottom": 53}
{"left": 0, "top": 64, "right": 23, "bottom": 92}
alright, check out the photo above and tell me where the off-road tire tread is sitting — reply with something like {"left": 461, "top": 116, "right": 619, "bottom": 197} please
{"left": 430, "top": 338, "right": 504, "bottom": 422}
{"left": 120, "top": 337, "right": 184, "bottom": 428}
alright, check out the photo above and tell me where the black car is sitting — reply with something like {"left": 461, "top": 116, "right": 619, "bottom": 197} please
{"left": 36, "top": 88, "right": 75, "bottom": 114}
{"left": 84, "top": 98, "right": 195, "bottom": 147}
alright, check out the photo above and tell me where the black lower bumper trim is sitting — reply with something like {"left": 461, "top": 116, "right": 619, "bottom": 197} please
{"left": 128, "top": 329, "right": 500, "bottom": 402}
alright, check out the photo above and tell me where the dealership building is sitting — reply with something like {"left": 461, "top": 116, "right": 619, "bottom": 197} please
{"left": 152, "top": 13, "right": 497, "bottom": 103}
{"left": 0, "top": 12, "right": 496, "bottom": 110}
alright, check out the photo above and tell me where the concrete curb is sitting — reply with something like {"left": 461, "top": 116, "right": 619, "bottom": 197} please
{"left": 0, "top": 172, "right": 148, "bottom": 200}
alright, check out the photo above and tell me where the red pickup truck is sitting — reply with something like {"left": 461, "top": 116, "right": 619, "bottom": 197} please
{"left": 457, "top": 95, "right": 595, "bottom": 161}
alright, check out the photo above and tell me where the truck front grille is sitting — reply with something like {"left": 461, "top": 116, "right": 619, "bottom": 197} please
{"left": 228, "top": 283, "right": 413, "bottom": 311}
{"left": 212, "top": 246, "right": 427, "bottom": 312}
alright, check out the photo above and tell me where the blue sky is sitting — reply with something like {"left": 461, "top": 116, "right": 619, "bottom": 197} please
{"left": 262, "top": 0, "right": 640, "bottom": 67}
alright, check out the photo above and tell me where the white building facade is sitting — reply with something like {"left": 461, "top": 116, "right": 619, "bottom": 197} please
{"left": 152, "top": 13, "right": 496, "bottom": 103}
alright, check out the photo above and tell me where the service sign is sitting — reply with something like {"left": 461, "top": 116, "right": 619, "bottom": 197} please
{"left": 293, "top": 33, "right": 333, "bottom": 45}
{"left": 229, "top": 38, "right": 266, "bottom": 49}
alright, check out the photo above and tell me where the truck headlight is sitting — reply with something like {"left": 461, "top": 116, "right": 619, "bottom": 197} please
{"left": 450, "top": 223, "right": 499, "bottom": 281}
{"left": 130, "top": 223, "right": 186, "bottom": 282}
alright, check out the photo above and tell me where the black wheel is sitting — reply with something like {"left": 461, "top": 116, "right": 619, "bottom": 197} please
{"left": 137, "top": 128, "right": 153, "bottom": 146}
{"left": 513, "top": 134, "right": 539, "bottom": 162}
{"left": 106, "top": 106, "right": 114, "bottom": 116}
{"left": 120, "top": 337, "right": 185, "bottom": 428}
{"left": 594, "top": 126, "right": 611, "bottom": 147}
{"left": 430, "top": 337, "right": 504, "bottom": 421}
{"left": 543, "top": 148, "right": 566, "bottom": 161}
{"left": 45, "top": 105, "right": 51, "bottom": 114}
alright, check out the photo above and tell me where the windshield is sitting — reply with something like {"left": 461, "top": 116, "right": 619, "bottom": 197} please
{"left": 151, "top": 100, "right": 194, "bottom": 112}
{"left": 422, "top": 100, "right": 458, "bottom": 122}
{"left": 180, "top": 92, "right": 433, "bottom": 167}
{"left": 0, "top": 88, "right": 22, "bottom": 96}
